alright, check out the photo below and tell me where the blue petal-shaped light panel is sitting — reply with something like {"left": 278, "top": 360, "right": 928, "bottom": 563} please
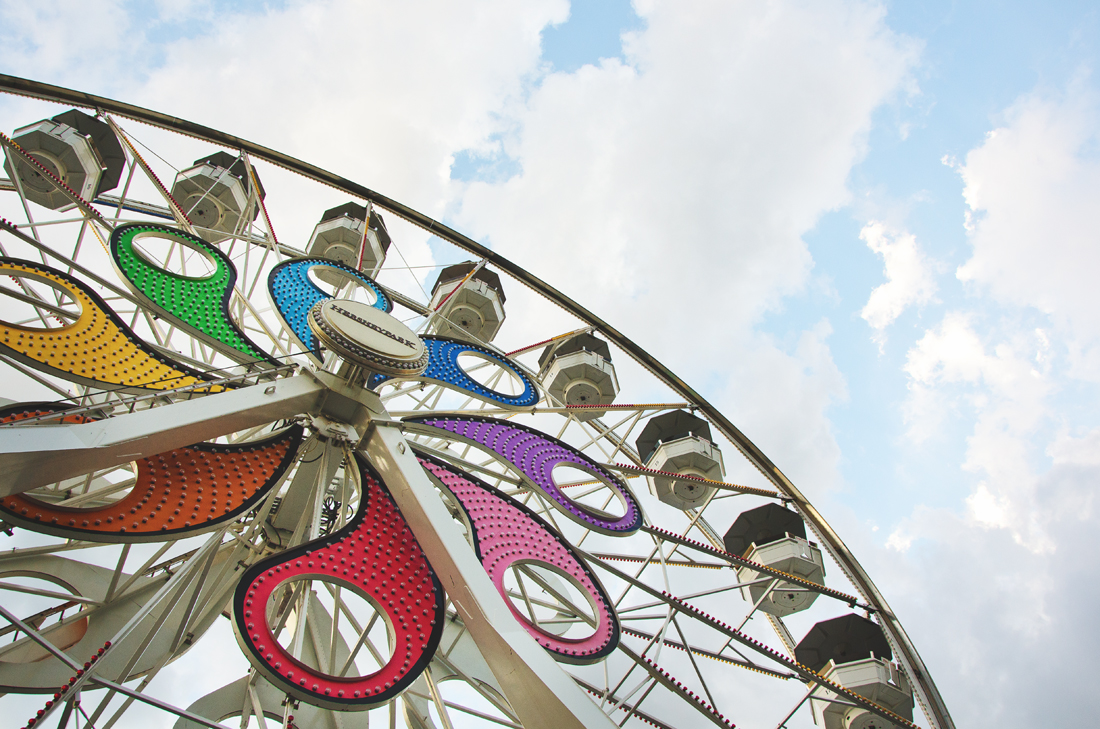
{"left": 370, "top": 336, "right": 538, "bottom": 409}
{"left": 267, "top": 258, "right": 392, "bottom": 358}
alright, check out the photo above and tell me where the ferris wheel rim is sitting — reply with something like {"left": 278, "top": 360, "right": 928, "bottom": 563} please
{"left": 0, "top": 72, "right": 953, "bottom": 729}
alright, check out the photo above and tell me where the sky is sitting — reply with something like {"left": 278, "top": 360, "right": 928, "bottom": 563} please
{"left": 1, "top": 1, "right": 1099, "bottom": 727}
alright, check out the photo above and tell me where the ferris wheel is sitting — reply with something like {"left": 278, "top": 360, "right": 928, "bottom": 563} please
{"left": 0, "top": 74, "right": 955, "bottom": 729}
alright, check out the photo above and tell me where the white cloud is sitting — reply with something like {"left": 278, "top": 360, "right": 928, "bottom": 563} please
{"left": 904, "top": 312, "right": 998, "bottom": 386}
{"left": 455, "top": 0, "right": 918, "bottom": 340}
{"left": 715, "top": 320, "right": 849, "bottom": 497}
{"left": 901, "top": 75, "right": 1100, "bottom": 559}
{"left": 859, "top": 220, "right": 936, "bottom": 347}
{"left": 450, "top": 1, "right": 917, "bottom": 497}
{"left": 135, "top": 0, "right": 568, "bottom": 214}
{"left": 0, "top": 0, "right": 135, "bottom": 84}
{"left": 1048, "top": 426, "right": 1100, "bottom": 468}
{"left": 903, "top": 312, "right": 1054, "bottom": 549}
{"left": 886, "top": 75, "right": 1100, "bottom": 728}
{"left": 857, "top": 67, "right": 1100, "bottom": 729}
{"left": 861, "top": 494, "right": 1097, "bottom": 729}
{"left": 957, "top": 75, "right": 1100, "bottom": 349}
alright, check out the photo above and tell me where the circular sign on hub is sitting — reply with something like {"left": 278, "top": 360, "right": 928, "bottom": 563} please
{"left": 308, "top": 299, "right": 428, "bottom": 376}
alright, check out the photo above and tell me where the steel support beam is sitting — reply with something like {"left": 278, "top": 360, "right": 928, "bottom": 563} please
{"left": 364, "top": 416, "right": 617, "bottom": 729}
{"left": 0, "top": 374, "right": 325, "bottom": 496}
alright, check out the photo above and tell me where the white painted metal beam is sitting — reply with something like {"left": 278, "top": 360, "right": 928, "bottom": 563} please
{"left": 0, "top": 374, "right": 326, "bottom": 496}
{"left": 364, "top": 417, "right": 617, "bottom": 729}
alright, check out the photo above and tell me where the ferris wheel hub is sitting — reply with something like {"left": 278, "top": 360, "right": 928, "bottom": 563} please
{"left": 308, "top": 299, "right": 429, "bottom": 377}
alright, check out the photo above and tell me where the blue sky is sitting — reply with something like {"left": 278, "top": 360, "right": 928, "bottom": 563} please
{"left": 2, "top": 1, "right": 1099, "bottom": 727}
{"left": 542, "top": 0, "right": 643, "bottom": 73}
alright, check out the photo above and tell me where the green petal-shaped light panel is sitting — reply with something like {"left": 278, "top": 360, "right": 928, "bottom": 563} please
{"left": 110, "top": 223, "right": 276, "bottom": 363}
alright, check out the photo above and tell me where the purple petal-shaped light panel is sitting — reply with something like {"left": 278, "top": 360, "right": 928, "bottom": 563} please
{"left": 406, "top": 416, "right": 642, "bottom": 536}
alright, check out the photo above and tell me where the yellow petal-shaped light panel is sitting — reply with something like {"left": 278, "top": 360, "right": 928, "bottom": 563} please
{"left": 0, "top": 258, "right": 223, "bottom": 392}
